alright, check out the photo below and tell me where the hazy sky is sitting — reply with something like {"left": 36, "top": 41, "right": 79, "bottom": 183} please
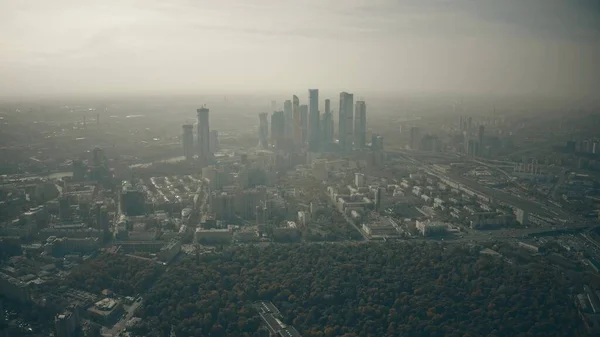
{"left": 1, "top": 0, "right": 599, "bottom": 98}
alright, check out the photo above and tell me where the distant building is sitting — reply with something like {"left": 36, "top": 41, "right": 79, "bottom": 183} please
{"left": 197, "top": 106, "right": 211, "bottom": 165}
{"left": 321, "top": 99, "right": 334, "bottom": 144}
{"left": 272, "top": 221, "right": 300, "bottom": 241}
{"left": 371, "top": 134, "right": 383, "bottom": 151}
{"left": 234, "top": 230, "right": 259, "bottom": 242}
{"left": 308, "top": 89, "right": 320, "bottom": 151}
{"left": 292, "top": 95, "right": 301, "bottom": 145}
{"left": 55, "top": 310, "right": 80, "bottom": 337}
{"left": 72, "top": 160, "right": 87, "bottom": 181}
{"left": 210, "top": 130, "right": 219, "bottom": 153}
{"left": 87, "top": 298, "right": 123, "bottom": 326}
{"left": 354, "top": 101, "right": 367, "bottom": 149}
{"left": 355, "top": 173, "right": 366, "bottom": 188}
{"left": 158, "top": 240, "right": 181, "bottom": 263}
{"left": 194, "top": 228, "right": 232, "bottom": 244}
{"left": 515, "top": 208, "right": 529, "bottom": 225}
{"left": 374, "top": 187, "right": 384, "bottom": 212}
{"left": 409, "top": 127, "right": 421, "bottom": 150}
{"left": 270, "top": 110, "right": 285, "bottom": 148}
{"left": 182, "top": 124, "right": 194, "bottom": 160}
{"left": 416, "top": 221, "right": 448, "bottom": 237}
{"left": 299, "top": 104, "right": 308, "bottom": 144}
{"left": 258, "top": 113, "right": 269, "bottom": 149}
{"left": 339, "top": 92, "right": 354, "bottom": 151}
{"left": 469, "top": 212, "right": 515, "bottom": 229}
{"left": 283, "top": 100, "right": 293, "bottom": 142}
{"left": 120, "top": 182, "right": 146, "bottom": 216}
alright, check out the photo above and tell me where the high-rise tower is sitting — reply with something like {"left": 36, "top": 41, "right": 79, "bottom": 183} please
{"left": 292, "top": 95, "right": 301, "bottom": 145}
{"left": 182, "top": 124, "right": 194, "bottom": 160}
{"left": 283, "top": 100, "right": 293, "bottom": 139}
{"left": 300, "top": 105, "right": 308, "bottom": 144}
{"left": 338, "top": 92, "right": 354, "bottom": 151}
{"left": 354, "top": 101, "right": 367, "bottom": 149}
{"left": 410, "top": 126, "right": 421, "bottom": 150}
{"left": 271, "top": 110, "right": 285, "bottom": 148}
{"left": 258, "top": 113, "right": 269, "bottom": 149}
{"left": 321, "top": 98, "right": 333, "bottom": 144}
{"left": 308, "top": 89, "right": 320, "bottom": 151}
{"left": 197, "top": 106, "right": 211, "bottom": 165}
{"left": 478, "top": 125, "right": 485, "bottom": 156}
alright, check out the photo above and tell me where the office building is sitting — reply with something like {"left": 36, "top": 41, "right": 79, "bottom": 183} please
{"left": 92, "top": 147, "right": 107, "bottom": 168}
{"left": 270, "top": 110, "right": 285, "bottom": 148}
{"left": 308, "top": 89, "right": 320, "bottom": 151}
{"left": 300, "top": 105, "right": 308, "bottom": 144}
{"left": 372, "top": 134, "right": 383, "bottom": 151}
{"left": 354, "top": 100, "right": 367, "bottom": 149}
{"left": 182, "top": 124, "right": 194, "bottom": 160}
{"left": 55, "top": 310, "right": 80, "bottom": 337}
{"left": 321, "top": 98, "right": 334, "bottom": 144}
{"left": 210, "top": 130, "right": 219, "bottom": 153}
{"left": 258, "top": 113, "right": 269, "bottom": 149}
{"left": 374, "top": 187, "right": 384, "bottom": 212}
{"left": 197, "top": 106, "right": 211, "bottom": 165}
{"left": 409, "top": 127, "right": 421, "bottom": 150}
{"left": 292, "top": 95, "right": 301, "bottom": 145}
{"left": 283, "top": 100, "right": 293, "bottom": 139}
{"left": 72, "top": 160, "right": 86, "bottom": 181}
{"left": 90, "top": 147, "right": 109, "bottom": 181}
{"left": 339, "top": 92, "right": 354, "bottom": 151}
{"left": 321, "top": 111, "right": 333, "bottom": 144}
{"left": 355, "top": 173, "right": 365, "bottom": 188}
{"left": 195, "top": 228, "right": 232, "bottom": 244}
{"left": 120, "top": 182, "right": 146, "bottom": 216}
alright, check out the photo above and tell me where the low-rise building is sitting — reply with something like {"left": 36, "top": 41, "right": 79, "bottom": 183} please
{"left": 234, "top": 230, "right": 259, "bottom": 242}
{"left": 194, "top": 228, "right": 232, "bottom": 244}
{"left": 272, "top": 221, "right": 300, "bottom": 241}
{"left": 416, "top": 221, "right": 448, "bottom": 237}
{"left": 470, "top": 212, "right": 515, "bottom": 229}
{"left": 158, "top": 240, "right": 181, "bottom": 263}
{"left": 86, "top": 298, "right": 123, "bottom": 326}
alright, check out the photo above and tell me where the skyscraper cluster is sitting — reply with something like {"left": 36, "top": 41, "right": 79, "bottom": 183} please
{"left": 180, "top": 106, "right": 213, "bottom": 165}
{"left": 458, "top": 115, "right": 485, "bottom": 156}
{"left": 259, "top": 89, "right": 368, "bottom": 153}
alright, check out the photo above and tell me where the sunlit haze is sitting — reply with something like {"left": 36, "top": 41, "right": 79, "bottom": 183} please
{"left": 1, "top": 0, "right": 600, "bottom": 99}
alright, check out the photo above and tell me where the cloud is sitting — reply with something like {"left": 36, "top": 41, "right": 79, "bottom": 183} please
{"left": 0, "top": 0, "right": 599, "bottom": 97}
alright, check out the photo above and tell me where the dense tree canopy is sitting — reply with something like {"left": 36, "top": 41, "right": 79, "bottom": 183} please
{"left": 131, "top": 243, "right": 585, "bottom": 337}
{"left": 67, "top": 253, "right": 164, "bottom": 296}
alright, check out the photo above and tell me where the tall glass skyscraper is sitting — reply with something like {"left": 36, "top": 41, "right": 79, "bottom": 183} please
{"left": 308, "top": 89, "right": 320, "bottom": 151}
{"left": 338, "top": 92, "right": 354, "bottom": 151}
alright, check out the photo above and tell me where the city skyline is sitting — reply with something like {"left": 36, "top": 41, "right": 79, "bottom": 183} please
{"left": 2, "top": 1, "right": 600, "bottom": 336}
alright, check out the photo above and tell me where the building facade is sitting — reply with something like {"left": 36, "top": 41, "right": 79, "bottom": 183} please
{"left": 197, "top": 106, "right": 211, "bottom": 165}
{"left": 308, "top": 89, "right": 320, "bottom": 151}
{"left": 339, "top": 92, "right": 354, "bottom": 151}
{"left": 354, "top": 100, "right": 367, "bottom": 149}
